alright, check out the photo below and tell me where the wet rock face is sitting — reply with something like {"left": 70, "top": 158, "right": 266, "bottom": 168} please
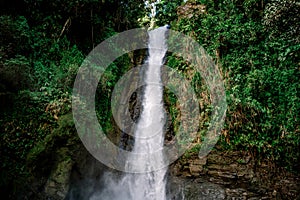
{"left": 44, "top": 159, "right": 73, "bottom": 199}
{"left": 170, "top": 150, "right": 254, "bottom": 182}
{"left": 167, "top": 174, "right": 277, "bottom": 200}
{"left": 170, "top": 149, "right": 300, "bottom": 199}
{"left": 65, "top": 150, "right": 108, "bottom": 200}
{"left": 168, "top": 177, "right": 225, "bottom": 200}
{"left": 182, "top": 181, "right": 225, "bottom": 200}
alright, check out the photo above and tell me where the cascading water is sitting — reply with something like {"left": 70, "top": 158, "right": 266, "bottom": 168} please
{"left": 90, "top": 26, "right": 169, "bottom": 200}
{"left": 124, "top": 25, "right": 169, "bottom": 199}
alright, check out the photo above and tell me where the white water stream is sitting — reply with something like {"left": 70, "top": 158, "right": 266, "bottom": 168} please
{"left": 92, "top": 26, "right": 169, "bottom": 200}
{"left": 123, "top": 25, "right": 168, "bottom": 199}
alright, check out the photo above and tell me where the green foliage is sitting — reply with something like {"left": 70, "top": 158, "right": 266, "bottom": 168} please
{"left": 0, "top": 16, "right": 31, "bottom": 92}
{"left": 159, "top": 0, "right": 299, "bottom": 171}
{"left": 155, "top": 0, "right": 183, "bottom": 26}
{"left": 0, "top": 0, "right": 145, "bottom": 198}
{"left": 0, "top": 15, "right": 30, "bottom": 56}
{"left": 27, "top": 114, "right": 77, "bottom": 169}
{"left": 96, "top": 54, "right": 132, "bottom": 134}
{"left": 263, "top": 0, "right": 300, "bottom": 43}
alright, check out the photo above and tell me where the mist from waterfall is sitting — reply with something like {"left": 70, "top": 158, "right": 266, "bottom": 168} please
{"left": 88, "top": 26, "right": 169, "bottom": 200}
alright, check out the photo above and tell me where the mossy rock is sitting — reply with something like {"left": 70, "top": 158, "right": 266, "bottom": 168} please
{"left": 27, "top": 113, "right": 79, "bottom": 177}
{"left": 44, "top": 157, "right": 73, "bottom": 199}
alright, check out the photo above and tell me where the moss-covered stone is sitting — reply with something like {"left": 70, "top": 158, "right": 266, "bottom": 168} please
{"left": 26, "top": 113, "right": 81, "bottom": 199}
{"left": 44, "top": 158, "right": 73, "bottom": 199}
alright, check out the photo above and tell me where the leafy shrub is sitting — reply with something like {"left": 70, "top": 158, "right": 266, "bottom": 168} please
{"left": 156, "top": 0, "right": 299, "bottom": 171}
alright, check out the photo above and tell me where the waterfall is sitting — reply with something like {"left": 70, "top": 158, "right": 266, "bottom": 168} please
{"left": 124, "top": 25, "right": 169, "bottom": 199}
{"left": 90, "top": 25, "right": 169, "bottom": 200}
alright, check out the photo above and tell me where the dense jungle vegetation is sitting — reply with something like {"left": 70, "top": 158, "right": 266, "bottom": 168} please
{"left": 0, "top": 0, "right": 299, "bottom": 198}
